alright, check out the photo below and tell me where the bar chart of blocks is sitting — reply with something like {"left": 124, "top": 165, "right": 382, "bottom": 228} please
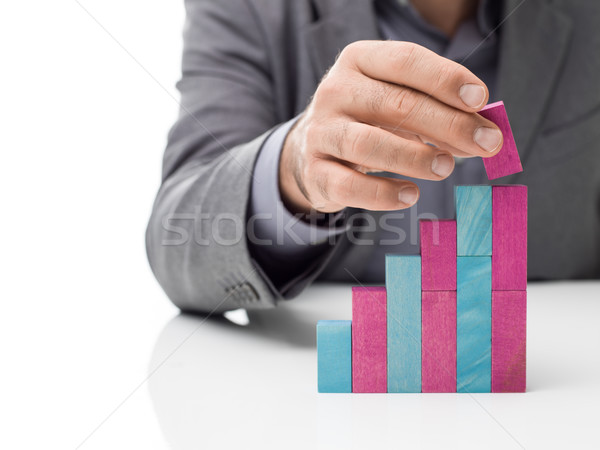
{"left": 317, "top": 101, "right": 527, "bottom": 394}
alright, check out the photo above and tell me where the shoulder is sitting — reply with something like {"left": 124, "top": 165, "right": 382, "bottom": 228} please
{"left": 183, "top": 0, "right": 316, "bottom": 29}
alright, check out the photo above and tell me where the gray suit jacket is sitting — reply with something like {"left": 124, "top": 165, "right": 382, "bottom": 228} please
{"left": 146, "top": 0, "right": 600, "bottom": 313}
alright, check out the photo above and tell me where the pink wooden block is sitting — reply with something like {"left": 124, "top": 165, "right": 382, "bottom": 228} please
{"left": 492, "top": 185, "right": 528, "bottom": 290}
{"left": 422, "top": 291, "right": 457, "bottom": 393}
{"left": 352, "top": 286, "right": 387, "bottom": 393}
{"left": 492, "top": 291, "right": 526, "bottom": 392}
{"left": 420, "top": 220, "right": 457, "bottom": 291}
{"left": 479, "top": 101, "right": 523, "bottom": 180}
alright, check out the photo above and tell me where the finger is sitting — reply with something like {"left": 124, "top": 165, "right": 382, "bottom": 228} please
{"left": 338, "top": 77, "right": 503, "bottom": 157}
{"left": 308, "top": 158, "right": 420, "bottom": 211}
{"left": 320, "top": 122, "right": 456, "bottom": 180}
{"left": 413, "top": 133, "right": 478, "bottom": 158}
{"left": 338, "top": 40, "right": 489, "bottom": 112}
{"left": 377, "top": 126, "right": 474, "bottom": 158}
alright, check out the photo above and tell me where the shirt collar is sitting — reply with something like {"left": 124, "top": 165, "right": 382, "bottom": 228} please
{"left": 393, "top": 0, "right": 501, "bottom": 40}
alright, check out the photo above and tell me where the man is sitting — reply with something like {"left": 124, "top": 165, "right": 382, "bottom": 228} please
{"left": 146, "top": 0, "right": 600, "bottom": 313}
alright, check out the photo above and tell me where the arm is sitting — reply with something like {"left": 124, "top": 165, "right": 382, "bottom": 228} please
{"left": 146, "top": 0, "right": 345, "bottom": 313}
{"left": 248, "top": 117, "right": 349, "bottom": 294}
{"left": 146, "top": 0, "right": 287, "bottom": 313}
{"left": 147, "top": 1, "right": 503, "bottom": 314}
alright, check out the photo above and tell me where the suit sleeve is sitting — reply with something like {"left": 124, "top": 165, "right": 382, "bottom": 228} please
{"left": 145, "top": 0, "right": 345, "bottom": 313}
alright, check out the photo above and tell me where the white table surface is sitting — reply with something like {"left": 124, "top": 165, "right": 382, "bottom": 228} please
{"left": 3, "top": 278, "right": 598, "bottom": 449}
{"left": 149, "top": 282, "right": 600, "bottom": 450}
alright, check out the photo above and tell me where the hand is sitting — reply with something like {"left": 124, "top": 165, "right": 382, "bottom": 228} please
{"left": 279, "top": 40, "right": 502, "bottom": 214}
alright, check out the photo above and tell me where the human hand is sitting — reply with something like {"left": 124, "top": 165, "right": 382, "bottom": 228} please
{"left": 279, "top": 40, "right": 502, "bottom": 214}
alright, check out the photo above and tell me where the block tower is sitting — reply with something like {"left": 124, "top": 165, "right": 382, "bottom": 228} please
{"left": 317, "top": 101, "right": 527, "bottom": 394}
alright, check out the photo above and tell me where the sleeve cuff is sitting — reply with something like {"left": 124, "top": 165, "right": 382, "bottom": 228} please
{"left": 249, "top": 116, "right": 348, "bottom": 259}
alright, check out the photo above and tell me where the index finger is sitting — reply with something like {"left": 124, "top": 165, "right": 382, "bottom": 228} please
{"left": 339, "top": 40, "right": 489, "bottom": 112}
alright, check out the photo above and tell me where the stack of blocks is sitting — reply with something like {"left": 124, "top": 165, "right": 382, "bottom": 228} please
{"left": 317, "top": 101, "right": 527, "bottom": 394}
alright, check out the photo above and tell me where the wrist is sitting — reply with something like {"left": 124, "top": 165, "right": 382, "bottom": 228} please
{"left": 279, "top": 135, "right": 313, "bottom": 216}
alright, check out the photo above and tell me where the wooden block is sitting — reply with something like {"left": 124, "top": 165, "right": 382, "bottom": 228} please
{"left": 317, "top": 320, "right": 352, "bottom": 393}
{"left": 386, "top": 255, "right": 421, "bottom": 393}
{"left": 420, "top": 220, "right": 457, "bottom": 291}
{"left": 457, "top": 257, "right": 491, "bottom": 393}
{"left": 492, "top": 291, "right": 526, "bottom": 392}
{"left": 492, "top": 185, "right": 528, "bottom": 290}
{"left": 352, "top": 286, "right": 387, "bottom": 393}
{"left": 421, "top": 291, "right": 456, "bottom": 393}
{"left": 455, "top": 185, "right": 492, "bottom": 256}
{"left": 478, "top": 101, "right": 523, "bottom": 180}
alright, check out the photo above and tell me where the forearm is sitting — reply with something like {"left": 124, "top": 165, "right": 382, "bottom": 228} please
{"left": 248, "top": 117, "right": 349, "bottom": 294}
{"left": 146, "top": 132, "right": 281, "bottom": 313}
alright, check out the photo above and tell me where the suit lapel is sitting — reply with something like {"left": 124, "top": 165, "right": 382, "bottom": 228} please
{"left": 304, "top": 0, "right": 381, "bottom": 80}
{"left": 497, "top": 0, "right": 573, "bottom": 168}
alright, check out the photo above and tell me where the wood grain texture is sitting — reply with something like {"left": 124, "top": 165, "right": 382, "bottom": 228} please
{"left": 478, "top": 101, "right": 523, "bottom": 180}
{"left": 455, "top": 185, "right": 492, "bottom": 256}
{"left": 420, "top": 220, "right": 457, "bottom": 291}
{"left": 317, "top": 320, "right": 352, "bottom": 393}
{"left": 421, "top": 290, "right": 457, "bottom": 393}
{"left": 385, "top": 255, "right": 421, "bottom": 393}
{"left": 457, "top": 257, "right": 492, "bottom": 393}
{"left": 492, "top": 185, "right": 528, "bottom": 290}
{"left": 492, "top": 291, "right": 526, "bottom": 393}
{"left": 352, "top": 286, "right": 387, "bottom": 393}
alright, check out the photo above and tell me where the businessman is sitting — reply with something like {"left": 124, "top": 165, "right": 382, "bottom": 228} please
{"left": 146, "top": 0, "right": 600, "bottom": 313}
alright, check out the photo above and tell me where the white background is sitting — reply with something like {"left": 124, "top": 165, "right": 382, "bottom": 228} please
{"left": 1, "top": 0, "right": 183, "bottom": 448}
{"left": 1, "top": 2, "right": 599, "bottom": 450}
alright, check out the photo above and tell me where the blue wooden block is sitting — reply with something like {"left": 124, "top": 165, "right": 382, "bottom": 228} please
{"left": 385, "top": 255, "right": 421, "bottom": 393}
{"left": 455, "top": 185, "right": 492, "bottom": 256}
{"left": 317, "top": 320, "right": 352, "bottom": 393}
{"left": 457, "top": 256, "right": 492, "bottom": 393}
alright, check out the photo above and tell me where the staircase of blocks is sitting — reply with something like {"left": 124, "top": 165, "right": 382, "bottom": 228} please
{"left": 317, "top": 101, "right": 527, "bottom": 394}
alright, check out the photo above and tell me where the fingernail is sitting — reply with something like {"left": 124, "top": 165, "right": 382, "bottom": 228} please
{"left": 398, "top": 186, "right": 419, "bottom": 205}
{"left": 474, "top": 127, "right": 502, "bottom": 152}
{"left": 459, "top": 84, "right": 486, "bottom": 108}
{"left": 431, "top": 154, "right": 454, "bottom": 178}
